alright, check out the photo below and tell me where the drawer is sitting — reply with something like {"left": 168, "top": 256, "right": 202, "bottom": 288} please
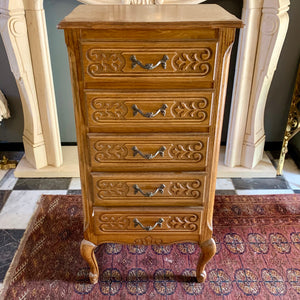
{"left": 92, "top": 207, "right": 203, "bottom": 235}
{"left": 91, "top": 172, "right": 206, "bottom": 206}
{"left": 81, "top": 41, "right": 216, "bottom": 81}
{"left": 86, "top": 91, "right": 213, "bottom": 132}
{"left": 88, "top": 134, "right": 209, "bottom": 172}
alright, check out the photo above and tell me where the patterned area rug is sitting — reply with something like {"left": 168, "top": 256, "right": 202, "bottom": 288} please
{"left": 1, "top": 194, "right": 300, "bottom": 299}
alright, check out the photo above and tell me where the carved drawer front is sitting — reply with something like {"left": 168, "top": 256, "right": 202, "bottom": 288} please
{"left": 91, "top": 172, "right": 206, "bottom": 206}
{"left": 93, "top": 207, "right": 203, "bottom": 235}
{"left": 81, "top": 41, "right": 216, "bottom": 79}
{"left": 88, "top": 134, "right": 209, "bottom": 172}
{"left": 86, "top": 91, "right": 213, "bottom": 132}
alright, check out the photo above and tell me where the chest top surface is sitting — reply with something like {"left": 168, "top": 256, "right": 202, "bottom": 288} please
{"left": 58, "top": 4, "right": 242, "bottom": 29}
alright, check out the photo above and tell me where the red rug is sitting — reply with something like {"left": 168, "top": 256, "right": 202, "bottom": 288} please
{"left": 1, "top": 194, "right": 300, "bottom": 299}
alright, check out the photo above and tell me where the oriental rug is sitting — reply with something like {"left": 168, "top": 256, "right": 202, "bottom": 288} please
{"left": 1, "top": 194, "right": 300, "bottom": 299}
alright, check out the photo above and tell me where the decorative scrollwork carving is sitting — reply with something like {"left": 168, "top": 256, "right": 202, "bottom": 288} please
{"left": 169, "top": 142, "right": 204, "bottom": 161}
{"left": 167, "top": 215, "right": 198, "bottom": 231}
{"left": 134, "top": 235, "right": 163, "bottom": 245}
{"left": 173, "top": 49, "right": 212, "bottom": 75}
{"left": 91, "top": 99, "right": 127, "bottom": 120}
{"left": 86, "top": 49, "right": 125, "bottom": 75}
{"left": 8, "top": 16, "right": 27, "bottom": 37}
{"left": 169, "top": 180, "right": 202, "bottom": 198}
{"left": 96, "top": 181, "right": 129, "bottom": 198}
{"left": 98, "top": 215, "right": 130, "bottom": 231}
{"left": 171, "top": 99, "right": 208, "bottom": 120}
{"left": 93, "top": 143, "right": 128, "bottom": 161}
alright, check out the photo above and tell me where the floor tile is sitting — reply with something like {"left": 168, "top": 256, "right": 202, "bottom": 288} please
{"left": 0, "top": 170, "right": 7, "bottom": 182}
{"left": 216, "top": 178, "right": 235, "bottom": 190}
{"left": 0, "top": 190, "right": 67, "bottom": 229}
{"left": 69, "top": 177, "right": 81, "bottom": 190}
{"left": 13, "top": 178, "right": 71, "bottom": 190}
{"left": 232, "top": 177, "right": 289, "bottom": 190}
{"left": 0, "top": 170, "right": 17, "bottom": 190}
{"left": 215, "top": 190, "right": 236, "bottom": 195}
{"left": 0, "top": 191, "right": 11, "bottom": 213}
{"left": 279, "top": 159, "right": 300, "bottom": 190}
{"left": 0, "top": 230, "right": 24, "bottom": 281}
{"left": 67, "top": 190, "right": 82, "bottom": 195}
{"left": 236, "top": 189, "right": 295, "bottom": 195}
{"left": 294, "top": 190, "right": 300, "bottom": 194}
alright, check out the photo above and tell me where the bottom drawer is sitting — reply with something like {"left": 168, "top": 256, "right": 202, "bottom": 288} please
{"left": 93, "top": 207, "right": 203, "bottom": 235}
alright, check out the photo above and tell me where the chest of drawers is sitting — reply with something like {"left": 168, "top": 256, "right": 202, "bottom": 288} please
{"left": 59, "top": 4, "right": 242, "bottom": 284}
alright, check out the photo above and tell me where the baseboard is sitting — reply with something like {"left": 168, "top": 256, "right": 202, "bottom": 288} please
{"left": 0, "top": 142, "right": 24, "bottom": 151}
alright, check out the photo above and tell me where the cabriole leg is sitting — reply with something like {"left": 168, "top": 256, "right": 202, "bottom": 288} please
{"left": 196, "top": 238, "right": 216, "bottom": 283}
{"left": 80, "top": 239, "right": 99, "bottom": 284}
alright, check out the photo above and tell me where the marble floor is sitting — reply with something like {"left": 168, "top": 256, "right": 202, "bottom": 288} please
{"left": 0, "top": 150, "right": 299, "bottom": 291}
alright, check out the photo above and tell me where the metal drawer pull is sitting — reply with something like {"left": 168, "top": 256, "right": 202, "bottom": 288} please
{"left": 130, "top": 55, "right": 169, "bottom": 70}
{"left": 132, "top": 104, "right": 168, "bottom": 118}
{"left": 132, "top": 146, "right": 166, "bottom": 160}
{"left": 133, "top": 184, "right": 165, "bottom": 197}
{"left": 133, "top": 218, "right": 164, "bottom": 231}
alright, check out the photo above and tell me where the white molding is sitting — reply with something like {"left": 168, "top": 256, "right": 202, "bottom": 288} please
{"left": 25, "top": 3, "right": 63, "bottom": 167}
{"left": 1, "top": 0, "right": 290, "bottom": 174}
{"left": 0, "top": 0, "right": 62, "bottom": 169}
{"left": 225, "top": 0, "right": 263, "bottom": 168}
{"left": 0, "top": 1, "right": 47, "bottom": 169}
{"left": 241, "top": 0, "right": 290, "bottom": 168}
{"left": 226, "top": 0, "right": 290, "bottom": 168}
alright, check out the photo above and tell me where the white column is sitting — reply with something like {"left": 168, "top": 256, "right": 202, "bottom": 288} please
{"left": 225, "top": 0, "right": 263, "bottom": 168}
{"left": 23, "top": 0, "right": 62, "bottom": 167}
{"left": 241, "top": 0, "right": 289, "bottom": 168}
{"left": 225, "top": 0, "right": 290, "bottom": 169}
{"left": 0, "top": 0, "right": 63, "bottom": 169}
{"left": 0, "top": 0, "right": 47, "bottom": 169}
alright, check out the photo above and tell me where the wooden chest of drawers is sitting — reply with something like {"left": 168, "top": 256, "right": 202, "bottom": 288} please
{"left": 59, "top": 4, "right": 242, "bottom": 284}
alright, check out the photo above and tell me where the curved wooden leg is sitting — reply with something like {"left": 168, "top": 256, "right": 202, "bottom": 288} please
{"left": 80, "top": 239, "right": 99, "bottom": 284}
{"left": 196, "top": 238, "right": 216, "bottom": 283}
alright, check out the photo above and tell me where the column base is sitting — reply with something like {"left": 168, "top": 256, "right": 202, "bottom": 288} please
{"left": 218, "top": 146, "right": 276, "bottom": 178}
{"left": 14, "top": 146, "right": 79, "bottom": 178}
{"left": 241, "top": 136, "right": 265, "bottom": 169}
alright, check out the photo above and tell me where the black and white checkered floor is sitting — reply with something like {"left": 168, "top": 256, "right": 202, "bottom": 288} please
{"left": 0, "top": 150, "right": 299, "bottom": 290}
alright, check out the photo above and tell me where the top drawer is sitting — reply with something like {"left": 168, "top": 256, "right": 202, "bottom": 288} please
{"left": 81, "top": 41, "right": 217, "bottom": 81}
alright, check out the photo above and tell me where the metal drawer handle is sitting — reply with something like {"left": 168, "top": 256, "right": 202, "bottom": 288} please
{"left": 132, "top": 104, "right": 168, "bottom": 118}
{"left": 133, "top": 218, "right": 164, "bottom": 231}
{"left": 130, "top": 55, "right": 169, "bottom": 70}
{"left": 133, "top": 184, "right": 165, "bottom": 197}
{"left": 132, "top": 146, "right": 166, "bottom": 160}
